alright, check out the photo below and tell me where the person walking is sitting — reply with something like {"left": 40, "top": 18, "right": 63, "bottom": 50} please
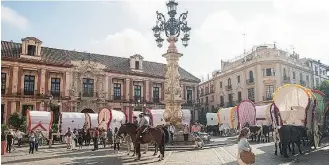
{"left": 15, "top": 129, "right": 24, "bottom": 147}
{"left": 28, "top": 131, "right": 36, "bottom": 154}
{"left": 92, "top": 128, "right": 99, "bottom": 151}
{"left": 237, "top": 127, "right": 253, "bottom": 165}
{"left": 6, "top": 132, "right": 13, "bottom": 153}
{"left": 168, "top": 123, "right": 175, "bottom": 145}
{"left": 113, "top": 127, "right": 121, "bottom": 151}
{"left": 48, "top": 129, "right": 53, "bottom": 148}
{"left": 101, "top": 129, "right": 107, "bottom": 148}
{"left": 107, "top": 128, "right": 113, "bottom": 147}
{"left": 183, "top": 124, "right": 190, "bottom": 145}
{"left": 65, "top": 127, "right": 72, "bottom": 149}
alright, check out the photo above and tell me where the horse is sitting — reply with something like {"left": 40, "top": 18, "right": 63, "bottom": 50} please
{"left": 278, "top": 125, "right": 303, "bottom": 157}
{"left": 116, "top": 124, "right": 160, "bottom": 158}
{"left": 117, "top": 123, "right": 168, "bottom": 161}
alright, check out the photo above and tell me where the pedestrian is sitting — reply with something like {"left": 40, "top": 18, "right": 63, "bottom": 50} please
{"left": 15, "top": 129, "right": 24, "bottom": 147}
{"left": 73, "top": 129, "right": 78, "bottom": 148}
{"left": 92, "top": 128, "right": 99, "bottom": 151}
{"left": 65, "top": 127, "right": 72, "bottom": 149}
{"left": 113, "top": 127, "right": 121, "bottom": 151}
{"left": 237, "top": 127, "right": 253, "bottom": 165}
{"left": 107, "top": 128, "right": 113, "bottom": 147}
{"left": 78, "top": 131, "right": 83, "bottom": 149}
{"left": 29, "top": 131, "right": 36, "bottom": 154}
{"left": 101, "top": 129, "right": 107, "bottom": 148}
{"left": 168, "top": 123, "right": 175, "bottom": 145}
{"left": 48, "top": 129, "right": 53, "bottom": 148}
{"left": 6, "top": 132, "right": 13, "bottom": 153}
{"left": 183, "top": 124, "right": 190, "bottom": 145}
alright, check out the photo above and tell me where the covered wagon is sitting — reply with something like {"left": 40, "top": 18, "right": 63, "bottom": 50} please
{"left": 273, "top": 84, "right": 319, "bottom": 148}
{"left": 255, "top": 104, "right": 272, "bottom": 125}
{"left": 27, "top": 110, "right": 53, "bottom": 137}
{"left": 217, "top": 107, "right": 238, "bottom": 136}
{"left": 98, "top": 108, "right": 128, "bottom": 131}
{"left": 206, "top": 113, "right": 218, "bottom": 126}
{"left": 236, "top": 100, "right": 256, "bottom": 128}
{"left": 61, "top": 112, "right": 85, "bottom": 134}
{"left": 146, "top": 109, "right": 165, "bottom": 126}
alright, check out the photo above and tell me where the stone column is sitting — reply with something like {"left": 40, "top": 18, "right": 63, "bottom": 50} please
{"left": 162, "top": 36, "right": 185, "bottom": 126}
{"left": 145, "top": 80, "right": 150, "bottom": 101}
{"left": 125, "top": 79, "right": 130, "bottom": 100}
{"left": 12, "top": 66, "right": 19, "bottom": 93}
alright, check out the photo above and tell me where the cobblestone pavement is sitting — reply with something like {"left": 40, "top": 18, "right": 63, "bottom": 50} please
{"left": 2, "top": 140, "right": 329, "bottom": 165}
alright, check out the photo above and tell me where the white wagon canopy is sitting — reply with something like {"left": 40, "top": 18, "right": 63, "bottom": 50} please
{"left": 217, "top": 107, "right": 238, "bottom": 129}
{"left": 61, "top": 112, "right": 85, "bottom": 134}
{"left": 133, "top": 111, "right": 151, "bottom": 124}
{"left": 27, "top": 110, "right": 53, "bottom": 136}
{"left": 98, "top": 108, "right": 127, "bottom": 131}
{"left": 255, "top": 104, "right": 271, "bottom": 125}
{"left": 206, "top": 113, "right": 218, "bottom": 126}
{"left": 147, "top": 109, "right": 165, "bottom": 126}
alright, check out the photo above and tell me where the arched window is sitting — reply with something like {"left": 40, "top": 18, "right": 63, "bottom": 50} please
{"left": 283, "top": 68, "right": 287, "bottom": 79}
{"left": 249, "top": 71, "right": 254, "bottom": 81}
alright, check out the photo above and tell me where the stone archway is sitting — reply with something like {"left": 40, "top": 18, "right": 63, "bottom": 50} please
{"left": 81, "top": 108, "right": 95, "bottom": 113}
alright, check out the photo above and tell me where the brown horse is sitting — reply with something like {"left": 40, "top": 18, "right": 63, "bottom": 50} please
{"left": 117, "top": 123, "right": 167, "bottom": 161}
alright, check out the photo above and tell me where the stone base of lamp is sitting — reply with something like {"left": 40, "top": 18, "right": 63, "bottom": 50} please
{"left": 163, "top": 100, "right": 185, "bottom": 127}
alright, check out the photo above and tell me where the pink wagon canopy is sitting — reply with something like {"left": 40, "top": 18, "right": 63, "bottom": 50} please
{"left": 237, "top": 100, "right": 256, "bottom": 128}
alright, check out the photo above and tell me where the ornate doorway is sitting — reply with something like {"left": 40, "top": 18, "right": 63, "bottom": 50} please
{"left": 81, "top": 108, "right": 95, "bottom": 113}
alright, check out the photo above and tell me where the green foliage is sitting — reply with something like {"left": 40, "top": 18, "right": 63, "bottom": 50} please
{"left": 315, "top": 80, "right": 329, "bottom": 102}
{"left": 8, "top": 112, "right": 25, "bottom": 130}
{"left": 51, "top": 123, "right": 58, "bottom": 132}
{"left": 1, "top": 124, "right": 8, "bottom": 132}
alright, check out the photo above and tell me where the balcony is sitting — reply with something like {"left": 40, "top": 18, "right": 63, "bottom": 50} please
{"left": 24, "top": 90, "right": 35, "bottom": 95}
{"left": 48, "top": 91, "right": 70, "bottom": 100}
{"left": 107, "top": 95, "right": 124, "bottom": 102}
{"left": 263, "top": 95, "right": 273, "bottom": 101}
{"left": 283, "top": 77, "right": 291, "bottom": 84}
{"left": 50, "top": 91, "right": 61, "bottom": 98}
{"left": 225, "top": 85, "right": 232, "bottom": 91}
{"left": 246, "top": 79, "right": 255, "bottom": 85}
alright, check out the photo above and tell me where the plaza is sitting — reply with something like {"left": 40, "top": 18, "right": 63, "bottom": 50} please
{"left": 2, "top": 137, "right": 329, "bottom": 165}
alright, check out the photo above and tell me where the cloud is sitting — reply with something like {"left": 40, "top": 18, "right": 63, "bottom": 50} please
{"left": 88, "top": 0, "right": 329, "bottom": 79}
{"left": 1, "top": 5, "right": 28, "bottom": 30}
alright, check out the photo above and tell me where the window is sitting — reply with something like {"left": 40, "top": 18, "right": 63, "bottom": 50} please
{"left": 205, "top": 87, "right": 209, "bottom": 94}
{"left": 211, "top": 95, "right": 214, "bottom": 102}
{"left": 22, "top": 105, "right": 33, "bottom": 117}
{"left": 153, "top": 87, "right": 160, "bottom": 103}
{"left": 228, "top": 78, "right": 231, "bottom": 86}
{"left": 135, "top": 61, "right": 140, "bottom": 70}
{"left": 113, "top": 83, "right": 121, "bottom": 100}
{"left": 300, "top": 73, "right": 303, "bottom": 80}
{"left": 201, "top": 88, "right": 204, "bottom": 96}
{"left": 238, "top": 92, "right": 242, "bottom": 102}
{"left": 293, "top": 72, "right": 296, "bottom": 79}
{"left": 220, "top": 82, "right": 222, "bottom": 88}
{"left": 283, "top": 68, "right": 287, "bottom": 79}
{"left": 210, "top": 84, "right": 214, "bottom": 93}
{"left": 201, "top": 98, "right": 204, "bottom": 104}
{"left": 265, "top": 85, "right": 274, "bottom": 100}
{"left": 316, "top": 78, "right": 319, "bottom": 87}
{"left": 1, "top": 73, "right": 6, "bottom": 94}
{"left": 27, "top": 45, "right": 36, "bottom": 56}
{"left": 263, "top": 68, "right": 275, "bottom": 76}
{"left": 134, "top": 85, "right": 141, "bottom": 101}
{"left": 237, "top": 76, "right": 240, "bottom": 83}
{"left": 186, "top": 89, "right": 193, "bottom": 103}
{"left": 205, "top": 96, "right": 208, "bottom": 104}
{"left": 51, "top": 78, "right": 61, "bottom": 97}
{"left": 220, "top": 96, "right": 224, "bottom": 107}
{"left": 1, "top": 104, "right": 4, "bottom": 124}
{"left": 315, "top": 67, "right": 318, "bottom": 75}
{"left": 24, "top": 75, "right": 35, "bottom": 95}
{"left": 249, "top": 71, "right": 254, "bottom": 82}
{"left": 228, "top": 94, "right": 233, "bottom": 106}
{"left": 83, "top": 78, "right": 94, "bottom": 97}
{"left": 248, "top": 88, "right": 255, "bottom": 101}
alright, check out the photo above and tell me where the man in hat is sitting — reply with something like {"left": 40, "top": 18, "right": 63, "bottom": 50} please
{"left": 133, "top": 116, "right": 138, "bottom": 126}
{"left": 137, "top": 113, "right": 149, "bottom": 138}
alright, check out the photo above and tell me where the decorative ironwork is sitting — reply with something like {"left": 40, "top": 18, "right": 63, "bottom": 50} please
{"left": 152, "top": 0, "right": 191, "bottom": 48}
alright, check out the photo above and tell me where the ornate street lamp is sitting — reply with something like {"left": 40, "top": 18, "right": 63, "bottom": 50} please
{"left": 152, "top": 0, "right": 191, "bottom": 48}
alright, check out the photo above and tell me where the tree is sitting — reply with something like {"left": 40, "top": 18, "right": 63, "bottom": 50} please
{"left": 8, "top": 112, "right": 25, "bottom": 130}
{"left": 316, "top": 80, "right": 329, "bottom": 102}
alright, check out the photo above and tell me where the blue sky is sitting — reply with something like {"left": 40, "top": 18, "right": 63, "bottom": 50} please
{"left": 2, "top": 0, "right": 329, "bottom": 79}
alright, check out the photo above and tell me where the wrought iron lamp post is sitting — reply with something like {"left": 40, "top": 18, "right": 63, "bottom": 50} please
{"left": 152, "top": 0, "right": 191, "bottom": 126}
